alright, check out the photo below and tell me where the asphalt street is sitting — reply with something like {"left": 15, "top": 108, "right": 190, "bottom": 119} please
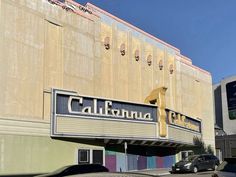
{"left": 164, "top": 171, "right": 214, "bottom": 177}
{"left": 69, "top": 170, "right": 215, "bottom": 177}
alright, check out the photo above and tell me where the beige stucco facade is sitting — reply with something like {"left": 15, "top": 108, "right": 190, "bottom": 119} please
{"left": 0, "top": 0, "right": 215, "bottom": 174}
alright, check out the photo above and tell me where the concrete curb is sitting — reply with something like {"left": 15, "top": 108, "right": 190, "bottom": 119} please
{"left": 158, "top": 172, "right": 171, "bottom": 176}
{"left": 129, "top": 168, "right": 171, "bottom": 176}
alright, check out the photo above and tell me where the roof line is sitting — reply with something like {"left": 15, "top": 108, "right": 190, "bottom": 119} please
{"left": 183, "top": 60, "right": 211, "bottom": 76}
{"left": 86, "top": 2, "right": 211, "bottom": 76}
{"left": 175, "top": 57, "right": 211, "bottom": 76}
{"left": 49, "top": 0, "right": 96, "bottom": 21}
{"left": 66, "top": 0, "right": 100, "bottom": 18}
{"left": 176, "top": 53, "right": 192, "bottom": 63}
{"left": 86, "top": 2, "right": 180, "bottom": 52}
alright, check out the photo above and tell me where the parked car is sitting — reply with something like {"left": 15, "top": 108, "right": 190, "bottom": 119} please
{"left": 172, "top": 154, "right": 220, "bottom": 173}
{"left": 35, "top": 164, "right": 109, "bottom": 177}
{"left": 212, "top": 158, "right": 236, "bottom": 177}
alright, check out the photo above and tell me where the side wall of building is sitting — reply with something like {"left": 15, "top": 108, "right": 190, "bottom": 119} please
{"left": 221, "top": 76, "right": 236, "bottom": 135}
{"left": 0, "top": 0, "right": 103, "bottom": 174}
{"left": 0, "top": 134, "right": 79, "bottom": 174}
{"left": 214, "top": 84, "right": 223, "bottom": 128}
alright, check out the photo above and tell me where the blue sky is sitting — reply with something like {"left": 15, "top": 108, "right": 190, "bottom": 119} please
{"left": 77, "top": 0, "right": 236, "bottom": 84}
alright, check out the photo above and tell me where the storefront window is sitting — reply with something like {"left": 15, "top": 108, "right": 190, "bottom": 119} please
{"left": 93, "top": 150, "right": 103, "bottom": 165}
{"left": 78, "top": 149, "right": 90, "bottom": 164}
{"left": 78, "top": 149, "right": 104, "bottom": 165}
{"left": 231, "top": 148, "right": 236, "bottom": 157}
{"left": 226, "top": 81, "right": 236, "bottom": 120}
{"left": 181, "top": 151, "right": 193, "bottom": 160}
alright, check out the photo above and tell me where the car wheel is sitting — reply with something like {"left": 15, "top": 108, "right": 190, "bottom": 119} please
{"left": 193, "top": 166, "right": 198, "bottom": 173}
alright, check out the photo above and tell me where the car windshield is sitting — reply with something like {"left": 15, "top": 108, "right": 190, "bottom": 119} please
{"left": 186, "top": 155, "right": 198, "bottom": 162}
{"left": 217, "top": 161, "right": 236, "bottom": 173}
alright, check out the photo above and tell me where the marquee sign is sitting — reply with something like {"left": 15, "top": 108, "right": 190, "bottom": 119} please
{"left": 52, "top": 89, "right": 201, "bottom": 137}
{"left": 53, "top": 90, "right": 157, "bottom": 122}
{"left": 166, "top": 109, "right": 201, "bottom": 133}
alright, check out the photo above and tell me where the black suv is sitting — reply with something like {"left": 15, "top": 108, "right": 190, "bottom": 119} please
{"left": 172, "top": 154, "right": 220, "bottom": 173}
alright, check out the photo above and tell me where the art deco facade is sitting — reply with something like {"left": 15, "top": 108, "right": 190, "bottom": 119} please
{"left": 0, "top": 0, "right": 215, "bottom": 174}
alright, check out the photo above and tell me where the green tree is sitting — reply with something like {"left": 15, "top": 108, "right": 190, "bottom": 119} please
{"left": 192, "top": 136, "right": 214, "bottom": 154}
{"left": 206, "top": 145, "right": 214, "bottom": 155}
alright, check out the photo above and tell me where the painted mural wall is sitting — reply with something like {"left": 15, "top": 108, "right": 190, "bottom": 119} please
{"left": 105, "top": 150, "right": 175, "bottom": 172}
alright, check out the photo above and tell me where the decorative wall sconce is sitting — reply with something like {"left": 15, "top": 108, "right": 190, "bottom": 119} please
{"left": 120, "top": 43, "right": 126, "bottom": 56}
{"left": 134, "top": 49, "right": 140, "bottom": 61}
{"left": 104, "top": 37, "right": 110, "bottom": 50}
{"left": 147, "top": 55, "right": 152, "bottom": 66}
{"left": 159, "top": 60, "right": 163, "bottom": 70}
{"left": 169, "top": 64, "right": 174, "bottom": 74}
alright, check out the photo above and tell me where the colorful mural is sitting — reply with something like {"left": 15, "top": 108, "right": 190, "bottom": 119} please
{"left": 105, "top": 150, "right": 176, "bottom": 172}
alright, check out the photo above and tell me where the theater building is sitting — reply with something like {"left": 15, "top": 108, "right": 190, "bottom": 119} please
{"left": 0, "top": 0, "right": 215, "bottom": 175}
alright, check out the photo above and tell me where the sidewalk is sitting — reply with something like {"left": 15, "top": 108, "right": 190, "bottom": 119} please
{"left": 69, "top": 168, "right": 172, "bottom": 177}
{"left": 131, "top": 168, "right": 171, "bottom": 176}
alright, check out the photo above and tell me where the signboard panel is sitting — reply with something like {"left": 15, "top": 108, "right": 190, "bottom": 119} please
{"left": 51, "top": 89, "right": 202, "bottom": 138}
{"left": 55, "top": 92, "right": 157, "bottom": 122}
{"left": 166, "top": 109, "right": 201, "bottom": 133}
{"left": 51, "top": 89, "right": 158, "bottom": 138}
